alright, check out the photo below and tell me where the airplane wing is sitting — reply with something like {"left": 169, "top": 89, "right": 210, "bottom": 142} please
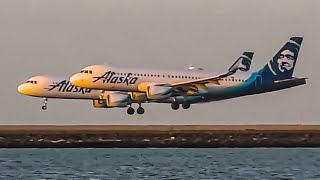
{"left": 171, "top": 52, "right": 254, "bottom": 88}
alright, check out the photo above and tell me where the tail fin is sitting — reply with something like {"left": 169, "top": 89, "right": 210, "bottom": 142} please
{"left": 258, "top": 37, "right": 303, "bottom": 81}
{"left": 228, "top": 52, "right": 254, "bottom": 73}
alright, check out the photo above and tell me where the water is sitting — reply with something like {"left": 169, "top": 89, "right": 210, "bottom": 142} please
{"left": 0, "top": 148, "right": 319, "bottom": 179}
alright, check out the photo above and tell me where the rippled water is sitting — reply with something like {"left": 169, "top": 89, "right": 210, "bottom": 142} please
{"left": 0, "top": 148, "right": 319, "bottom": 179}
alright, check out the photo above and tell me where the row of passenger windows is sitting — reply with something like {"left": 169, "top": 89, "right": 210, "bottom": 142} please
{"left": 113, "top": 72, "right": 248, "bottom": 82}
{"left": 115, "top": 72, "right": 202, "bottom": 79}
{"left": 221, "top": 78, "right": 247, "bottom": 82}
{"left": 26, "top": 80, "right": 37, "bottom": 84}
{"left": 78, "top": 70, "right": 247, "bottom": 82}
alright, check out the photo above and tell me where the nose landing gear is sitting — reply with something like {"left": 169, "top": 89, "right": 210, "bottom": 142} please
{"left": 42, "top": 98, "right": 48, "bottom": 110}
{"left": 99, "top": 90, "right": 105, "bottom": 100}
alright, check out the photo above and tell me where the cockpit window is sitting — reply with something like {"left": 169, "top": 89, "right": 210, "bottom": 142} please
{"left": 26, "top": 80, "right": 37, "bottom": 84}
{"left": 80, "top": 70, "right": 93, "bottom": 74}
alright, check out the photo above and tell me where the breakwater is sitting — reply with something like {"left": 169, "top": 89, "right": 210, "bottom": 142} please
{"left": 0, "top": 125, "right": 319, "bottom": 148}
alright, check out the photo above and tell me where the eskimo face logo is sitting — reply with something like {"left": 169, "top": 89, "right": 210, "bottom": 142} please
{"left": 45, "top": 80, "right": 92, "bottom": 94}
{"left": 93, "top": 71, "right": 138, "bottom": 86}
{"left": 277, "top": 49, "right": 296, "bottom": 72}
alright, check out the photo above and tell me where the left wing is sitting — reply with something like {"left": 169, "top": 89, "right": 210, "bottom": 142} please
{"left": 171, "top": 52, "right": 254, "bottom": 87}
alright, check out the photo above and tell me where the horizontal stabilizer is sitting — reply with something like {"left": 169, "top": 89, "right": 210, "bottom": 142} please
{"left": 274, "top": 77, "right": 307, "bottom": 83}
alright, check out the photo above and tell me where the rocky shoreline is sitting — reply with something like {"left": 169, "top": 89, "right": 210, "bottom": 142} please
{"left": 0, "top": 125, "right": 319, "bottom": 148}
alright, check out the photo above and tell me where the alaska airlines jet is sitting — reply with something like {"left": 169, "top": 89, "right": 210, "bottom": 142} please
{"left": 70, "top": 37, "right": 307, "bottom": 114}
{"left": 17, "top": 52, "right": 253, "bottom": 114}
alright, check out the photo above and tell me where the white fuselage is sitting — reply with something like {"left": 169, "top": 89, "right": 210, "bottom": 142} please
{"left": 18, "top": 75, "right": 101, "bottom": 99}
{"left": 70, "top": 65, "right": 251, "bottom": 93}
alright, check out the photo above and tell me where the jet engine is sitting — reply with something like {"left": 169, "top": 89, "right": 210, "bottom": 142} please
{"left": 93, "top": 92, "right": 130, "bottom": 108}
{"left": 92, "top": 99, "right": 111, "bottom": 108}
{"left": 105, "top": 92, "right": 131, "bottom": 107}
{"left": 129, "top": 92, "right": 148, "bottom": 102}
{"left": 146, "top": 85, "right": 173, "bottom": 100}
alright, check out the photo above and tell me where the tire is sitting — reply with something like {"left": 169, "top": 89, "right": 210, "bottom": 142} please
{"left": 127, "top": 107, "right": 135, "bottom": 115}
{"left": 171, "top": 103, "right": 179, "bottom": 110}
{"left": 137, "top": 107, "right": 145, "bottom": 114}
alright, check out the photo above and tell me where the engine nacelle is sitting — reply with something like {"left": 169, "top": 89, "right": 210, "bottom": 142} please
{"left": 105, "top": 92, "right": 130, "bottom": 107}
{"left": 92, "top": 99, "right": 111, "bottom": 108}
{"left": 146, "top": 85, "right": 173, "bottom": 100}
{"left": 129, "top": 92, "right": 148, "bottom": 102}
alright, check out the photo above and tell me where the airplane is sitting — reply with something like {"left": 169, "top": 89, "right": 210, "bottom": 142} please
{"left": 17, "top": 52, "right": 253, "bottom": 114}
{"left": 69, "top": 37, "right": 307, "bottom": 114}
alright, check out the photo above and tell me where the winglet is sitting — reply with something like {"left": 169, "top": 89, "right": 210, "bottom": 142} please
{"left": 228, "top": 52, "right": 254, "bottom": 73}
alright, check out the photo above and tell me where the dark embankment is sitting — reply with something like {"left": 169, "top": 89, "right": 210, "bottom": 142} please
{"left": 0, "top": 125, "right": 319, "bottom": 148}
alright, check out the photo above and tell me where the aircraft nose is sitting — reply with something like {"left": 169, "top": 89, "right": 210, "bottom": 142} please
{"left": 70, "top": 74, "right": 85, "bottom": 87}
{"left": 17, "top": 84, "right": 28, "bottom": 95}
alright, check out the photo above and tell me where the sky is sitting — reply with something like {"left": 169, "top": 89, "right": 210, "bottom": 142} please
{"left": 0, "top": 0, "right": 318, "bottom": 125}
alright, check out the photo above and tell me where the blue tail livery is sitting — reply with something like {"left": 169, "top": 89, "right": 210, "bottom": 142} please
{"left": 258, "top": 37, "right": 303, "bottom": 82}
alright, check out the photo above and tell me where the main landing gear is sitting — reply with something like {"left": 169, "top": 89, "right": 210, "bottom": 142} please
{"left": 42, "top": 98, "right": 48, "bottom": 110}
{"left": 171, "top": 102, "right": 191, "bottom": 110}
{"left": 127, "top": 103, "right": 145, "bottom": 115}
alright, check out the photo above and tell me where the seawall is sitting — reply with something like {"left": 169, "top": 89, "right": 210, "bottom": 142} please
{"left": 0, "top": 125, "right": 319, "bottom": 148}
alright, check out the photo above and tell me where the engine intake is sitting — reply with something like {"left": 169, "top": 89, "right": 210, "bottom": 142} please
{"left": 92, "top": 99, "right": 110, "bottom": 108}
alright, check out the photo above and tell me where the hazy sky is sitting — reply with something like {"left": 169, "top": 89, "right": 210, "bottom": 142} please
{"left": 0, "top": 0, "right": 318, "bottom": 125}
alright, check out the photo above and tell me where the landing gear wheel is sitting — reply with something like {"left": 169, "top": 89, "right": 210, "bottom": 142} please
{"left": 127, "top": 107, "right": 135, "bottom": 115}
{"left": 182, "top": 102, "right": 190, "bottom": 109}
{"left": 171, "top": 102, "right": 180, "bottom": 110}
{"left": 42, "top": 98, "right": 48, "bottom": 110}
{"left": 137, "top": 107, "right": 145, "bottom": 114}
